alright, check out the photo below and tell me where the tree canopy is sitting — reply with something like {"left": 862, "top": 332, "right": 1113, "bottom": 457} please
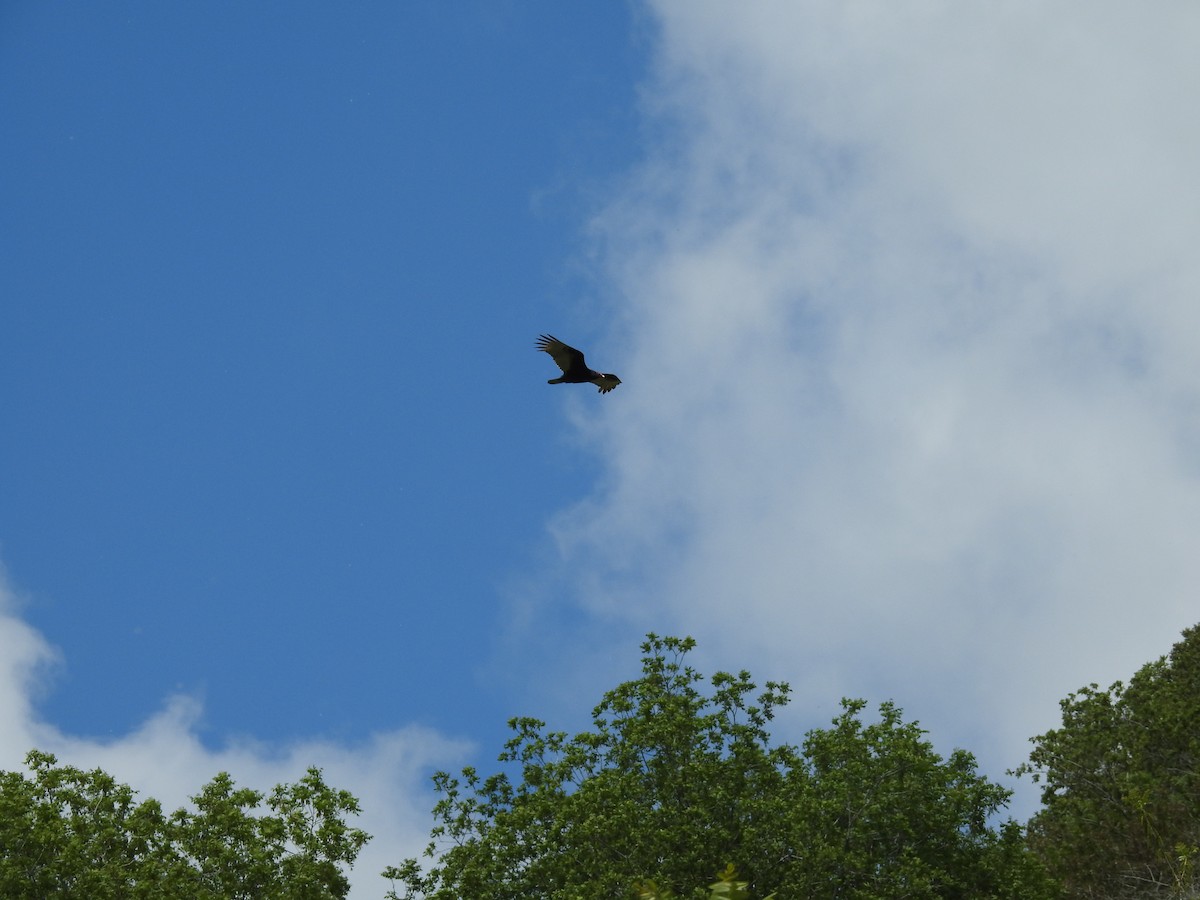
{"left": 0, "top": 750, "right": 368, "bottom": 900}
{"left": 1018, "top": 623, "right": 1200, "bottom": 898}
{"left": 387, "top": 634, "right": 1054, "bottom": 899}
{"left": 17, "top": 624, "right": 1197, "bottom": 898}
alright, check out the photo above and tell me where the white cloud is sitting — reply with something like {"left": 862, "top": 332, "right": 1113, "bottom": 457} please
{"left": 545, "top": 1, "right": 1200, "bottom": 813}
{"left": 0, "top": 575, "right": 466, "bottom": 900}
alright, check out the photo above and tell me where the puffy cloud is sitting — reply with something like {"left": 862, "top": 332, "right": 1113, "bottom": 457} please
{"left": 548, "top": 1, "right": 1200, "bottom": 811}
{"left": 0, "top": 575, "right": 466, "bottom": 899}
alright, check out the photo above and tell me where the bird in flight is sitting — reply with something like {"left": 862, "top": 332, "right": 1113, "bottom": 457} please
{"left": 536, "top": 334, "right": 622, "bottom": 394}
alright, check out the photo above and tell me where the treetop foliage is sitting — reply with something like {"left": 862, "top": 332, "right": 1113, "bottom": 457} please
{"left": 387, "top": 633, "right": 1055, "bottom": 900}
{"left": 0, "top": 750, "right": 368, "bottom": 900}
{"left": 1018, "top": 623, "right": 1200, "bottom": 898}
{"left": 12, "top": 624, "right": 1195, "bottom": 899}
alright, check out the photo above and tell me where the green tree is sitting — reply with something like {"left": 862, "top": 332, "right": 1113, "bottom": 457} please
{"left": 635, "top": 862, "right": 776, "bottom": 899}
{"left": 0, "top": 750, "right": 368, "bottom": 900}
{"left": 388, "top": 634, "right": 1053, "bottom": 900}
{"left": 1018, "top": 623, "right": 1200, "bottom": 898}
{"left": 788, "top": 698, "right": 1061, "bottom": 898}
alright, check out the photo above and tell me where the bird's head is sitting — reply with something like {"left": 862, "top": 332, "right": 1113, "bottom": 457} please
{"left": 595, "top": 373, "right": 622, "bottom": 393}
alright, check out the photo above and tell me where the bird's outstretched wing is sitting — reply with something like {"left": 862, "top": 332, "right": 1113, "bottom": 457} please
{"left": 536, "top": 334, "right": 586, "bottom": 375}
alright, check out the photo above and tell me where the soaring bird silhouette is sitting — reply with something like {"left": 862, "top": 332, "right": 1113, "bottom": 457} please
{"left": 536, "top": 334, "right": 621, "bottom": 394}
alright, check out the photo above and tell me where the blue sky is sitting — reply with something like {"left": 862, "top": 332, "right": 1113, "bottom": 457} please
{"left": 5, "top": 3, "right": 1200, "bottom": 897}
{"left": 2, "top": 2, "right": 644, "bottom": 748}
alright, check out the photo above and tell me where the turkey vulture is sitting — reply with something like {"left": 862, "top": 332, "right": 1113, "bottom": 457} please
{"left": 536, "top": 334, "right": 622, "bottom": 394}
